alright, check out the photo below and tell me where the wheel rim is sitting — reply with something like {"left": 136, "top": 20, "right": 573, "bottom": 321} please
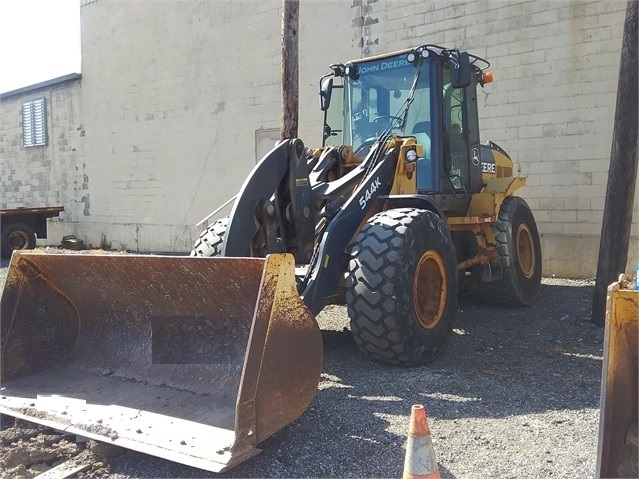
{"left": 7, "top": 230, "right": 29, "bottom": 250}
{"left": 516, "top": 223, "right": 535, "bottom": 279}
{"left": 413, "top": 250, "right": 447, "bottom": 330}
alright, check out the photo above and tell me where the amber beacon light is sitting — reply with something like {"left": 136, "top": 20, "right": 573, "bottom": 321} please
{"left": 482, "top": 71, "right": 494, "bottom": 84}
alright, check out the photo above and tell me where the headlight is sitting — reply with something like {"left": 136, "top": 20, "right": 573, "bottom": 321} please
{"left": 406, "top": 149, "right": 418, "bottom": 162}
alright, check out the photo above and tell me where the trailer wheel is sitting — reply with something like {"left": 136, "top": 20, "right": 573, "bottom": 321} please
{"left": 478, "top": 196, "right": 542, "bottom": 306}
{"left": 1, "top": 223, "right": 37, "bottom": 258}
{"left": 346, "top": 208, "right": 458, "bottom": 366}
{"left": 190, "top": 217, "right": 229, "bottom": 257}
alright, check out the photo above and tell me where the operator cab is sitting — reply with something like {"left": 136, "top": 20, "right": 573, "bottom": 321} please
{"left": 320, "top": 45, "right": 493, "bottom": 199}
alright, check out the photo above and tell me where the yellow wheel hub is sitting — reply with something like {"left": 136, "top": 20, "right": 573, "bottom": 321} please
{"left": 516, "top": 224, "right": 535, "bottom": 279}
{"left": 413, "top": 250, "right": 447, "bottom": 330}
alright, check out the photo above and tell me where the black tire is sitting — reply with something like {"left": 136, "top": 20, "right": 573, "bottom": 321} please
{"left": 190, "top": 217, "right": 229, "bottom": 257}
{"left": 1, "top": 223, "right": 37, "bottom": 258}
{"left": 478, "top": 196, "right": 542, "bottom": 306}
{"left": 345, "top": 208, "right": 458, "bottom": 366}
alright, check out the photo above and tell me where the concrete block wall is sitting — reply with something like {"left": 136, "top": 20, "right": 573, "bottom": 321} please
{"left": 362, "top": 0, "right": 636, "bottom": 277}
{"left": 77, "top": 0, "right": 358, "bottom": 252}
{"left": 1, "top": 0, "right": 633, "bottom": 277}
{"left": 0, "top": 79, "right": 87, "bottom": 231}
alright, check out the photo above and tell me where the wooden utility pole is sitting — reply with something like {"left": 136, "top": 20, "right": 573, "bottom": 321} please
{"left": 591, "top": 0, "right": 638, "bottom": 325}
{"left": 280, "top": 0, "right": 299, "bottom": 140}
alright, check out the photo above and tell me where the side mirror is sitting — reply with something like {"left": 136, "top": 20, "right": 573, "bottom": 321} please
{"left": 449, "top": 50, "right": 472, "bottom": 89}
{"left": 319, "top": 77, "right": 333, "bottom": 111}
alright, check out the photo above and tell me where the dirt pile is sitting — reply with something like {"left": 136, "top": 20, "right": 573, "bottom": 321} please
{"left": 0, "top": 420, "right": 122, "bottom": 479}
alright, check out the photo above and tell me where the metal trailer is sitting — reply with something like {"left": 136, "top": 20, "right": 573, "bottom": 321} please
{"left": 0, "top": 206, "right": 64, "bottom": 258}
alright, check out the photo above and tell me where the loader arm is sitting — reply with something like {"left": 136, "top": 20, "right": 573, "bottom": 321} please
{"left": 221, "top": 135, "right": 398, "bottom": 315}
{"left": 301, "top": 147, "right": 399, "bottom": 315}
{"left": 223, "top": 139, "right": 316, "bottom": 263}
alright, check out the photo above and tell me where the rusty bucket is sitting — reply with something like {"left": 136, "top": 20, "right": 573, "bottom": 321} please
{"left": 596, "top": 278, "right": 638, "bottom": 478}
{"left": 0, "top": 251, "right": 322, "bottom": 472}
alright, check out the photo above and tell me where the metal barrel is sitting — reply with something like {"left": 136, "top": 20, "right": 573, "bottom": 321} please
{"left": 0, "top": 251, "right": 322, "bottom": 472}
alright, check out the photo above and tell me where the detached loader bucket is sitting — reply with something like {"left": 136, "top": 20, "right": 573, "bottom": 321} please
{"left": 0, "top": 251, "right": 322, "bottom": 472}
{"left": 596, "top": 278, "right": 638, "bottom": 479}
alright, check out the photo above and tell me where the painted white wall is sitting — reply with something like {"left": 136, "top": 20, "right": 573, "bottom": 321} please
{"left": 361, "top": 0, "right": 637, "bottom": 277}
{"left": 75, "top": 0, "right": 359, "bottom": 252}
{"left": 1, "top": 0, "right": 635, "bottom": 276}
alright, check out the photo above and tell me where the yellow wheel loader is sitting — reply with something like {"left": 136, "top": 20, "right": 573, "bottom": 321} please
{"left": 0, "top": 45, "right": 541, "bottom": 472}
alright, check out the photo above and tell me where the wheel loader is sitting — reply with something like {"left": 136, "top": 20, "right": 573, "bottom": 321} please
{"left": 0, "top": 44, "right": 541, "bottom": 472}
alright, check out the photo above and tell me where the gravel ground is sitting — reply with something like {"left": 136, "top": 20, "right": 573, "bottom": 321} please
{"left": 0, "top": 256, "right": 605, "bottom": 478}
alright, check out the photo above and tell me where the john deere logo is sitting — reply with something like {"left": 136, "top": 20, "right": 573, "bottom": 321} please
{"left": 359, "top": 59, "right": 410, "bottom": 75}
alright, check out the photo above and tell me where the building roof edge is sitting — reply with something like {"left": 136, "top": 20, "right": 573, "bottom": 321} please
{"left": 0, "top": 73, "right": 82, "bottom": 100}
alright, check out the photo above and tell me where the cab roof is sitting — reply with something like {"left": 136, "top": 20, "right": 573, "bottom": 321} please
{"left": 351, "top": 44, "right": 490, "bottom": 71}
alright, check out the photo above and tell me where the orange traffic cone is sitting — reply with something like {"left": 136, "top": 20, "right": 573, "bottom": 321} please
{"left": 403, "top": 404, "right": 441, "bottom": 479}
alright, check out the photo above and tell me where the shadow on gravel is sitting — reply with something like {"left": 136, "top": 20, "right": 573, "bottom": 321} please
{"left": 101, "top": 281, "right": 603, "bottom": 478}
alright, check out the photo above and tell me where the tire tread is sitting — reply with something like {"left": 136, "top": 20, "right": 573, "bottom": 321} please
{"left": 346, "top": 208, "right": 457, "bottom": 366}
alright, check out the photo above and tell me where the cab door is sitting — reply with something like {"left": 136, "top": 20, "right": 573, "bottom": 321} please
{"left": 440, "top": 63, "right": 482, "bottom": 194}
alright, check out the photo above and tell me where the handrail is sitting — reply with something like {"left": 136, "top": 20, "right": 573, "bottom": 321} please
{"left": 195, "top": 195, "right": 237, "bottom": 229}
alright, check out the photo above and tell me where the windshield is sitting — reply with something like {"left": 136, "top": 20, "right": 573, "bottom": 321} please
{"left": 344, "top": 55, "right": 431, "bottom": 152}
